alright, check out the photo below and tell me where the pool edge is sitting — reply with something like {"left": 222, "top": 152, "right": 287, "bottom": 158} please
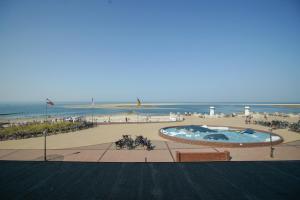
{"left": 159, "top": 125, "right": 283, "bottom": 148}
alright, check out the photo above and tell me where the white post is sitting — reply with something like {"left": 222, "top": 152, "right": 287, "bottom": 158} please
{"left": 209, "top": 106, "right": 215, "bottom": 116}
{"left": 245, "top": 106, "right": 250, "bottom": 116}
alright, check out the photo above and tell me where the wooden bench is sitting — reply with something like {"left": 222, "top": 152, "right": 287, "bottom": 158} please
{"left": 176, "top": 151, "right": 231, "bottom": 162}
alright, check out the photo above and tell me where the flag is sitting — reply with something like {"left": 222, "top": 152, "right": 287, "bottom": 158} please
{"left": 46, "top": 98, "right": 54, "bottom": 106}
{"left": 137, "top": 98, "right": 141, "bottom": 107}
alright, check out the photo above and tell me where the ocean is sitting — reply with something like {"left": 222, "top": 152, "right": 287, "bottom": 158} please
{"left": 0, "top": 102, "right": 300, "bottom": 119}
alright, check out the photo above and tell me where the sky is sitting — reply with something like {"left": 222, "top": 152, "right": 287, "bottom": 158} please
{"left": 0, "top": 0, "right": 300, "bottom": 103}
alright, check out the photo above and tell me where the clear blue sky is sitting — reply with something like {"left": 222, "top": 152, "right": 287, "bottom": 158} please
{"left": 0, "top": 0, "right": 299, "bottom": 102}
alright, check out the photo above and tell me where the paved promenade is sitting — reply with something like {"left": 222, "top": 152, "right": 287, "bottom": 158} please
{"left": 1, "top": 116, "right": 300, "bottom": 150}
{"left": 1, "top": 140, "right": 299, "bottom": 162}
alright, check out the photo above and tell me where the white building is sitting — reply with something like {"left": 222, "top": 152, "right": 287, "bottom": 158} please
{"left": 244, "top": 106, "right": 250, "bottom": 116}
{"left": 209, "top": 106, "right": 215, "bottom": 116}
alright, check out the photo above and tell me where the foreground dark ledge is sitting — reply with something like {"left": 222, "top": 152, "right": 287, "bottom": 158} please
{"left": 0, "top": 161, "right": 299, "bottom": 200}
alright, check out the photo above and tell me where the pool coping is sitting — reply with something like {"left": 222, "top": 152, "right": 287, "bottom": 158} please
{"left": 159, "top": 125, "right": 283, "bottom": 148}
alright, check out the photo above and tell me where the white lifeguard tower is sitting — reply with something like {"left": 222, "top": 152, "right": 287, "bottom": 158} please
{"left": 244, "top": 106, "right": 250, "bottom": 116}
{"left": 169, "top": 112, "right": 178, "bottom": 121}
{"left": 209, "top": 106, "right": 215, "bottom": 116}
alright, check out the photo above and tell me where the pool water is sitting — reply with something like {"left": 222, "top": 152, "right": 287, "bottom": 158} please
{"left": 160, "top": 125, "right": 280, "bottom": 144}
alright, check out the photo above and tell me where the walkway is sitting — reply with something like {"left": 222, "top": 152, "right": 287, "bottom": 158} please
{"left": 0, "top": 140, "right": 300, "bottom": 162}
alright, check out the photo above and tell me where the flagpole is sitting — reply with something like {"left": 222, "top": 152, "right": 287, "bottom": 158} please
{"left": 91, "top": 98, "right": 94, "bottom": 126}
{"left": 137, "top": 98, "right": 139, "bottom": 123}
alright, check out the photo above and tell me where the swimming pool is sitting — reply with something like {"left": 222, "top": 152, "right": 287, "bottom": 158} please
{"left": 159, "top": 125, "right": 283, "bottom": 147}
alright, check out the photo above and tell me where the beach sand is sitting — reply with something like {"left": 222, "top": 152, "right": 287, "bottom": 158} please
{"left": 64, "top": 103, "right": 300, "bottom": 109}
{"left": 0, "top": 115, "right": 299, "bottom": 149}
{"left": 63, "top": 103, "right": 179, "bottom": 109}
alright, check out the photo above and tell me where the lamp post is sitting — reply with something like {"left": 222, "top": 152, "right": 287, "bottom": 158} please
{"left": 269, "top": 128, "right": 274, "bottom": 158}
{"left": 91, "top": 108, "right": 94, "bottom": 126}
{"left": 43, "top": 129, "right": 47, "bottom": 161}
{"left": 91, "top": 98, "right": 95, "bottom": 126}
{"left": 44, "top": 102, "right": 48, "bottom": 161}
{"left": 44, "top": 98, "right": 54, "bottom": 161}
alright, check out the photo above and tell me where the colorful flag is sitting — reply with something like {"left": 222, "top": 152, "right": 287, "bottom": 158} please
{"left": 137, "top": 98, "right": 141, "bottom": 107}
{"left": 46, "top": 98, "right": 54, "bottom": 106}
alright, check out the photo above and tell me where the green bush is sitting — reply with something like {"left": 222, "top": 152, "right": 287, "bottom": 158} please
{"left": 289, "top": 121, "right": 300, "bottom": 133}
{"left": 254, "top": 120, "right": 300, "bottom": 133}
{"left": 254, "top": 120, "right": 289, "bottom": 129}
{"left": 0, "top": 121, "right": 93, "bottom": 141}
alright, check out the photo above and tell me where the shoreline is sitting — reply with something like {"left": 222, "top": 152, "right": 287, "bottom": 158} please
{"left": 64, "top": 103, "right": 300, "bottom": 109}
{"left": 1, "top": 103, "right": 300, "bottom": 122}
{"left": 1, "top": 111, "right": 300, "bottom": 123}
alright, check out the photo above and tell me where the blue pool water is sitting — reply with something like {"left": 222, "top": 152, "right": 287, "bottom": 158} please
{"left": 160, "top": 125, "right": 280, "bottom": 144}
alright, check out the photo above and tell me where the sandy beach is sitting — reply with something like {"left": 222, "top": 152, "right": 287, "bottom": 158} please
{"left": 63, "top": 102, "right": 300, "bottom": 109}
{"left": 63, "top": 103, "right": 179, "bottom": 109}
{"left": 1, "top": 115, "right": 299, "bottom": 150}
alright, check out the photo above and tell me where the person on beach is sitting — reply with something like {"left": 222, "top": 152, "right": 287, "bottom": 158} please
{"left": 245, "top": 116, "right": 250, "bottom": 124}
